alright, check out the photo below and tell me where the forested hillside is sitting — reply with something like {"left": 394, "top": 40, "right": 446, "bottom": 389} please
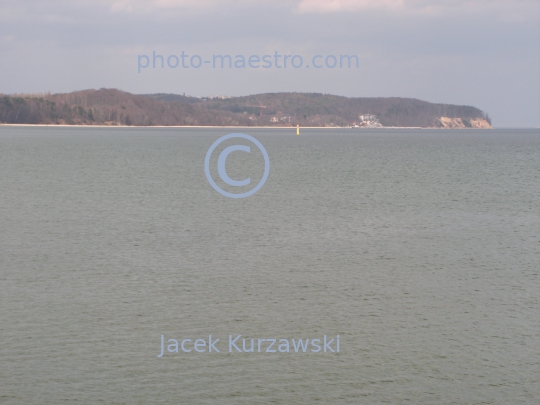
{"left": 0, "top": 89, "right": 251, "bottom": 126}
{"left": 189, "top": 93, "right": 491, "bottom": 128}
{"left": 0, "top": 88, "right": 491, "bottom": 128}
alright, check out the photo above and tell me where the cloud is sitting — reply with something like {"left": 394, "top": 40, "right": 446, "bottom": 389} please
{"left": 0, "top": 0, "right": 271, "bottom": 21}
{"left": 109, "top": 0, "right": 210, "bottom": 12}
{"left": 108, "top": 0, "right": 267, "bottom": 13}
{"left": 297, "top": 0, "right": 404, "bottom": 13}
{"left": 2, "top": 0, "right": 537, "bottom": 22}
{"left": 296, "top": 0, "right": 539, "bottom": 19}
{"left": 99, "top": 0, "right": 540, "bottom": 22}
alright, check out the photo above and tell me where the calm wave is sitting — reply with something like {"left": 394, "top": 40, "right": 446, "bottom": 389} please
{"left": 1, "top": 126, "right": 539, "bottom": 404}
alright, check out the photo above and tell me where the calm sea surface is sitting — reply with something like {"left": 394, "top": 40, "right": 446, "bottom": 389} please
{"left": 1, "top": 126, "right": 539, "bottom": 404}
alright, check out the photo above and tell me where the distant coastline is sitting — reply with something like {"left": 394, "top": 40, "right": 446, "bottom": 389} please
{"left": 0, "top": 89, "right": 492, "bottom": 129}
{"left": 0, "top": 123, "right": 488, "bottom": 130}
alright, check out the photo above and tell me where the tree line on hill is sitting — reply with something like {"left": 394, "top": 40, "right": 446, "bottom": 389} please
{"left": 0, "top": 88, "right": 491, "bottom": 128}
{"left": 0, "top": 89, "right": 251, "bottom": 126}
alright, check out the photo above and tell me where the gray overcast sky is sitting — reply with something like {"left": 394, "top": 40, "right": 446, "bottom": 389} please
{"left": 0, "top": 0, "right": 538, "bottom": 127}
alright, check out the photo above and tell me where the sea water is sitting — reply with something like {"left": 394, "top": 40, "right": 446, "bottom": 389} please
{"left": 0, "top": 126, "right": 539, "bottom": 404}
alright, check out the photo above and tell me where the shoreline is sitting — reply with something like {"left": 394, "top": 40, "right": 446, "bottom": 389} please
{"left": 0, "top": 123, "right": 494, "bottom": 130}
